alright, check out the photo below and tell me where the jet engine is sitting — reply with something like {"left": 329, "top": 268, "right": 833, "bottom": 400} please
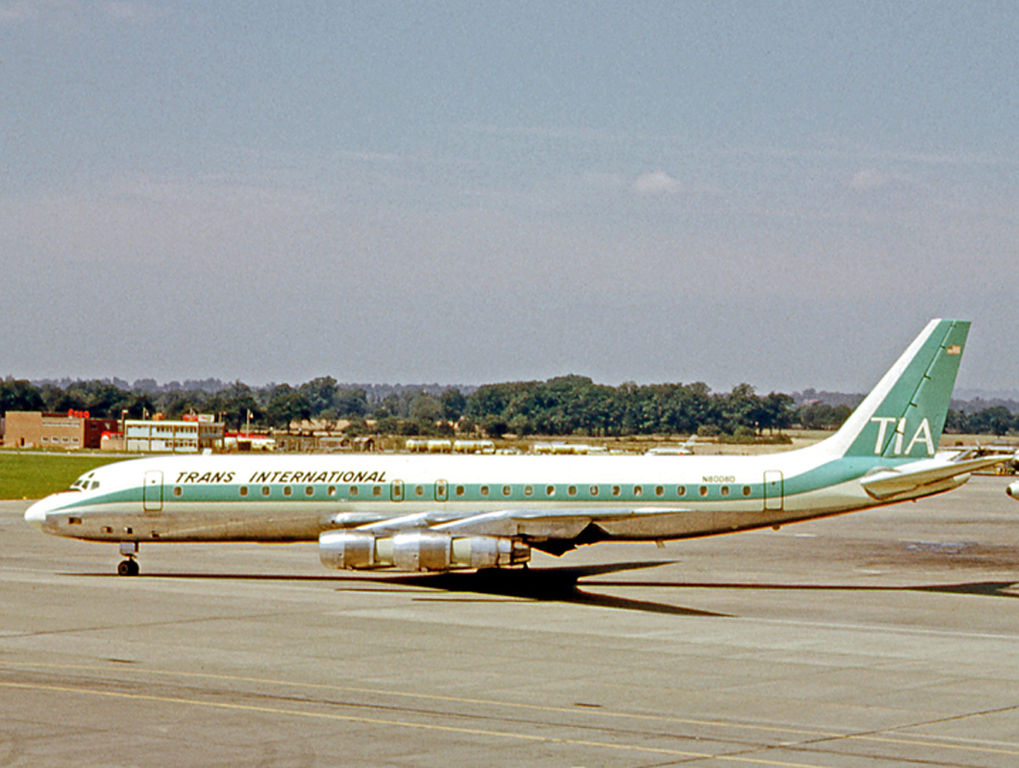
{"left": 319, "top": 530, "right": 530, "bottom": 571}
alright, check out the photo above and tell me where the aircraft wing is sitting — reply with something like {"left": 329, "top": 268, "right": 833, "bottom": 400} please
{"left": 860, "top": 452, "right": 1012, "bottom": 500}
{"left": 344, "top": 506, "right": 694, "bottom": 544}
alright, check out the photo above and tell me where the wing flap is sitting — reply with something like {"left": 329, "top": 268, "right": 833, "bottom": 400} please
{"left": 433, "top": 506, "right": 693, "bottom": 538}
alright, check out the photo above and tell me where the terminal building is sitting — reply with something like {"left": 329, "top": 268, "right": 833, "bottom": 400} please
{"left": 124, "top": 416, "right": 225, "bottom": 453}
{"left": 2, "top": 411, "right": 119, "bottom": 450}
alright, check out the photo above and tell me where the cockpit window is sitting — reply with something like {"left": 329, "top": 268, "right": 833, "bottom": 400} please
{"left": 66, "top": 478, "right": 100, "bottom": 492}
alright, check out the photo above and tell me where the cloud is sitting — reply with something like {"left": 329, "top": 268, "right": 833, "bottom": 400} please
{"left": 0, "top": 0, "right": 40, "bottom": 23}
{"left": 632, "top": 170, "right": 681, "bottom": 196}
{"left": 849, "top": 167, "right": 920, "bottom": 192}
{"left": 0, "top": 0, "right": 161, "bottom": 25}
{"left": 99, "top": 1, "right": 163, "bottom": 22}
{"left": 849, "top": 168, "right": 890, "bottom": 191}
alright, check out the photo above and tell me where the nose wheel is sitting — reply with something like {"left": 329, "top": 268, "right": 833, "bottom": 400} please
{"left": 118, "top": 541, "right": 140, "bottom": 576}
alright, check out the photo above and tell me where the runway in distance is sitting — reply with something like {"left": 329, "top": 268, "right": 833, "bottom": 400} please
{"left": 25, "top": 319, "right": 1011, "bottom": 576}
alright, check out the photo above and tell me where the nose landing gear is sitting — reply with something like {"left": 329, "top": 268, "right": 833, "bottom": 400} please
{"left": 118, "top": 541, "right": 140, "bottom": 576}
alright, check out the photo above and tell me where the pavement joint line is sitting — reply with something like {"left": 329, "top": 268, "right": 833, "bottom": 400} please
{"left": 690, "top": 616, "right": 1019, "bottom": 642}
{"left": 0, "top": 610, "right": 313, "bottom": 640}
{"left": 3, "top": 660, "right": 1019, "bottom": 757}
{"left": 0, "top": 681, "right": 829, "bottom": 768}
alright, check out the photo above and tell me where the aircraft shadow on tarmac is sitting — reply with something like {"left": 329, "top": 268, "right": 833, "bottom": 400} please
{"left": 586, "top": 578, "right": 1019, "bottom": 600}
{"left": 74, "top": 561, "right": 1019, "bottom": 616}
{"left": 380, "top": 561, "right": 728, "bottom": 617}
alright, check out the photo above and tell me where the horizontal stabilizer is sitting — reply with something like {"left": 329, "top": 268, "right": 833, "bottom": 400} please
{"left": 860, "top": 453, "right": 1011, "bottom": 500}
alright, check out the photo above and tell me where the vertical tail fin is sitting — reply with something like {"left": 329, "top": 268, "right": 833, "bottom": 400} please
{"left": 822, "top": 319, "right": 969, "bottom": 459}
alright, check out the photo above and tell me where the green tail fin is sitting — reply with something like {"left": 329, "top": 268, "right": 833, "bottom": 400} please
{"left": 825, "top": 319, "right": 969, "bottom": 459}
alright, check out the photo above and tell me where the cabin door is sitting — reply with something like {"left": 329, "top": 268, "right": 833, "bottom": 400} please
{"left": 763, "top": 470, "right": 783, "bottom": 511}
{"left": 143, "top": 470, "right": 163, "bottom": 513}
{"left": 435, "top": 480, "right": 448, "bottom": 502}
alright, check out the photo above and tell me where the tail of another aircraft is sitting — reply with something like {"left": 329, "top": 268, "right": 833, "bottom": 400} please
{"left": 820, "top": 319, "right": 969, "bottom": 460}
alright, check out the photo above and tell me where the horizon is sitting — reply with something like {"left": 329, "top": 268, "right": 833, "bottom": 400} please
{"left": 11, "top": 374, "right": 1019, "bottom": 406}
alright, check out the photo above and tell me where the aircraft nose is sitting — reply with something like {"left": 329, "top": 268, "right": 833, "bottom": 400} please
{"left": 24, "top": 497, "right": 54, "bottom": 530}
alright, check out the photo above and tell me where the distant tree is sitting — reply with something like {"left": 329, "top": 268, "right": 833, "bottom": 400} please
{"left": 439, "top": 388, "right": 466, "bottom": 421}
{"left": 298, "top": 377, "right": 339, "bottom": 416}
{"left": 944, "top": 408, "right": 968, "bottom": 433}
{"left": 797, "top": 402, "right": 852, "bottom": 430}
{"left": 409, "top": 392, "right": 442, "bottom": 423}
{"left": 758, "top": 392, "right": 795, "bottom": 433}
{"left": 719, "top": 383, "right": 761, "bottom": 434}
{"left": 334, "top": 387, "right": 368, "bottom": 418}
{"left": 156, "top": 390, "right": 209, "bottom": 419}
{"left": 374, "top": 393, "right": 402, "bottom": 419}
{"left": 218, "top": 381, "right": 262, "bottom": 429}
{"left": 965, "top": 405, "right": 1015, "bottom": 436}
{"left": 0, "top": 378, "right": 44, "bottom": 415}
{"left": 263, "top": 384, "right": 310, "bottom": 428}
{"left": 40, "top": 380, "right": 131, "bottom": 418}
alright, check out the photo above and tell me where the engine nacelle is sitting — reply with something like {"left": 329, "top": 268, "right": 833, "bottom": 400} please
{"left": 319, "top": 531, "right": 377, "bottom": 569}
{"left": 1007, "top": 480, "right": 1019, "bottom": 500}
{"left": 319, "top": 530, "right": 530, "bottom": 572}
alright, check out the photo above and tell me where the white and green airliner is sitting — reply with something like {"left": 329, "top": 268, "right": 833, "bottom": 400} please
{"left": 26, "top": 319, "right": 1006, "bottom": 576}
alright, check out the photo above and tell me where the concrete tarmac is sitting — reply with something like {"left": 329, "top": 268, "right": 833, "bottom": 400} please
{"left": 3, "top": 475, "right": 1019, "bottom": 767}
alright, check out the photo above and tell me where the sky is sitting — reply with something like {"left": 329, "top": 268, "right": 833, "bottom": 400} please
{"left": 2, "top": 1, "right": 1017, "bottom": 396}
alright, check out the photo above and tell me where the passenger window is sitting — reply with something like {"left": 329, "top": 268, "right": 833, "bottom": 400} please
{"left": 524, "top": 485, "right": 533, "bottom": 497}
{"left": 480, "top": 486, "right": 489, "bottom": 497}
{"left": 720, "top": 486, "right": 730, "bottom": 497}
{"left": 305, "top": 486, "right": 314, "bottom": 497}
{"left": 699, "top": 486, "right": 708, "bottom": 497}
{"left": 283, "top": 486, "right": 292, "bottom": 497}
{"left": 455, "top": 485, "right": 465, "bottom": 497}
{"left": 568, "top": 486, "right": 577, "bottom": 496}
{"left": 590, "top": 485, "right": 599, "bottom": 496}
{"left": 502, "top": 485, "right": 511, "bottom": 496}
{"left": 633, "top": 485, "right": 643, "bottom": 497}
{"left": 546, "top": 485, "right": 555, "bottom": 496}
{"left": 328, "top": 486, "right": 337, "bottom": 497}
{"left": 655, "top": 485, "right": 664, "bottom": 497}
{"left": 742, "top": 485, "right": 751, "bottom": 496}
{"left": 373, "top": 486, "right": 382, "bottom": 497}
{"left": 416, "top": 485, "right": 425, "bottom": 497}
{"left": 348, "top": 486, "right": 357, "bottom": 496}
{"left": 677, "top": 486, "right": 686, "bottom": 496}
{"left": 611, "top": 486, "right": 621, "bottom": 497}
{"left": 173, "top": 487, "right": 182, "bottom": 497}
{"left": 261, "top": 486, "right": 270, "bottom": 496}
{"left": 239, "top": 486, "right": 248, "bottom": 497}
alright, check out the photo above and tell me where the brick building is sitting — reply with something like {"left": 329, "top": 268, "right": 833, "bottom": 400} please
{"left": 2, "top": 411, "right": 119, "bottom": 450}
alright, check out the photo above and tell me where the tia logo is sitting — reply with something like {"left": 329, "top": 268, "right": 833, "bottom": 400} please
{"left": 869, "top": 416, "right": 934, "bottom": 456}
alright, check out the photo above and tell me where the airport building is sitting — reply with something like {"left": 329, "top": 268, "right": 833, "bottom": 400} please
{"left": 125, "top": 416, "right": 225, "bottom": 453}
{"left": 2, "top": 410, "right": 119, "bottom": 450}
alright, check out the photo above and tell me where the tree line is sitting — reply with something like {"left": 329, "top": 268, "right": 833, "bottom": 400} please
{"left": 2, "top": 375, "right": 1017, "bottom": 437}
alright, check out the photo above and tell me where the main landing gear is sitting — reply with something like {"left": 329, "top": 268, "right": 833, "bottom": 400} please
{"left": 118, "top": 541, "right": 140, "bottom": 576}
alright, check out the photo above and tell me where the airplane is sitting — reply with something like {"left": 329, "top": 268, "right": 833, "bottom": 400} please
{"left": 25, "top": 318, "right": 1010, "bottom": 576}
